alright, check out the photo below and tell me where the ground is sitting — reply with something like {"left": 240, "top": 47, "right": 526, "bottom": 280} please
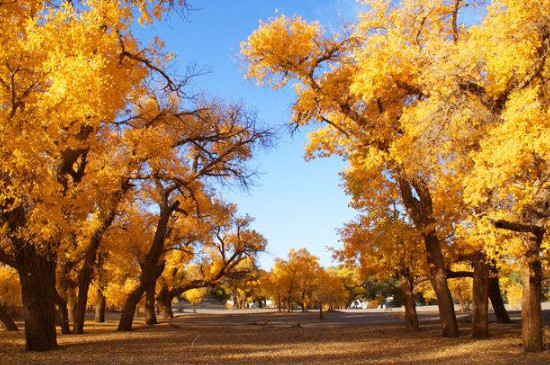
{"left": 1, "top": 308, "right": 550, "bottom": 364}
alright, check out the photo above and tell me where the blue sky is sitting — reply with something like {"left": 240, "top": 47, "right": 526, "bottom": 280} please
{"left": 142, "top": 0, "right": 364, "bottom": 268}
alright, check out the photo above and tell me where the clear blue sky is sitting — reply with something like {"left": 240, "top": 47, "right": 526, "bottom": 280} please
{"left": 142, "top": 0, "right": 364, "bottom": 269}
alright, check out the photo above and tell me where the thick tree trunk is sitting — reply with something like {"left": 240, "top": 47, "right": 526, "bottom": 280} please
{"left": 488, "top": 277, "right": 511, "bottom": 324}
{"left": 472, "top": 256, "right": 489, "bottom": 339}
{"left": 145, "top": 281, "right": 157, "bottom": 325}
{"left": 55, "top": 292, "right": 71, "bottom": 334}
{"left": 400, "top": 270, "right": 419, "bottom": 332}
{"left": 0, "top": 303, "right": 18, "bottom": 331}
{"left": 399, "top": 178, "right": 458, "bottom": 337}
{"left": 157, "top": 286, "right": 174, "bottom": 319}
{"left": 522, "top": 257, "right": 543, "bottom": 352}
{"left": 95, "top": 288, "right": 106, "bottom": 323}
{"left": 15, "top": 243, "right": 58, "bottom": 351}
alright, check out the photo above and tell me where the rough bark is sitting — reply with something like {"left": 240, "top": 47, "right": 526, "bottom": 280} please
{"left": 488, "top": 277, "right": 511, "bottom": 324}
{"left": 400, "top": 270, "right": 419, "bottom": 332}
{"left": 472, "top": 256, "right": 489, "bottom": 339}
{"left": 0, "top": 303, "right": 18, "bottom": 331}
{"left": 95, "top": 288, "right": 106, "bottom": 323}
{"left": 55, "top": 292, "right": 71, "bottom": 334}
{"left": 73, "top": 206, "right": 118, "bottom": 334}
{"left": 145, "top": 281, "right": 157, "bottom": 325}
{"left": 491, "top": 219, "right": 544, "bottom": 351}
{"left": 118, "top": 194, "right": 172, "bottom": 332}
{"left": 15, "top": 242, "right": 58, "bottom": 351}
{"left": 399, "top": 178, "right": 459, "bottom": 337}
{"left": 157, "top": 285, "right": 175, "bottom": 319}
{"left": 522, "top": 256, "right": 543, "bottom": 352}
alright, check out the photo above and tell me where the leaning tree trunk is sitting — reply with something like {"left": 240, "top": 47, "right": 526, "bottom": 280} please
{"left": 0, "top": 303, "right": 18, "bottom": 331}
{"left": 472, "top": 255, "right": 489, "bottom": 339}
{"left": 118, "top": 199, "right": 171, "bottom": 332}
{"left": 118, "top": 263, "right": 165, "bottom": 331}
{"left": 424, "top": 232, "right": 459, "bottom": 337}
{"left": 55, "top": 292, "right": 71, "bottom": 334}
{"left": 488, "top": 277, "right": 511, "bottom": 324}
{"left": 522, "top": 255, "right": 543, "bottom": 352}
{"left": 73, "top": 210, "right": 117, "bottom": 334}
{"left": 15, "top": 242, "right": 58, "bottom": 351}
{"left": 399, "top": 178, "right": 459, "bottom": 337}
{"left": 145, "top": 281, "right": 157, "bottom": 325}
{"left": 400, "top": 269, "right": 419, "bottom": 332}
{"left": 95, "top": 288, "right": 106, "bottom": 323}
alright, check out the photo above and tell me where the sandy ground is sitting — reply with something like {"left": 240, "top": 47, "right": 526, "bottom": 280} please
{"left": 1, "top": 309, "right": 550, "bottom": 364}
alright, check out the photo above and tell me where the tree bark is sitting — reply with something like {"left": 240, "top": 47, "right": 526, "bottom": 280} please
{"left": 400, "top": 270, "right": 419, "bottom": 331}
{"left": 55, "top": 292, "right": 71, "bottom": 334}
{"left": 0, "top": 303, "right": 18, "bottom": 331}
{"left": 145, "top": 281, "right": 157, "bottom": 325}
{"left": 319, "top": 302, "right": 323, "bottom": 320}
{"left": 118, "top": 196, "right": 171, "bottom": 332}
{"left": 73, "top": 208, "right": 118, "bottom": 334}
{"left": 522, "top": 256, "right": 543, "bottom": 352}
{"left": 95, "top": 288, "right": 106, "bottom": 323}
{"left": 472, "top": 256, "right": 489, "bottom": 339}
{"left": 488, "top": 277, "right": 511, "bottom": 324}
{"left": 15, "top": 242, "right": 58, "bottom": 351}
{"left": 157, "top": 286, "right": 175, "bottom": 319}
{"left": 399, "top": 178, "right": 459, "bottom": 337}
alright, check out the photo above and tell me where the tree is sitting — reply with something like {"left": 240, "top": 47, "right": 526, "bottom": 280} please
{"left": 184, "top": 288, "right": 208, "bottom": 313}
{"left": 241, "top": 3, "right": 469, "bottom": 337}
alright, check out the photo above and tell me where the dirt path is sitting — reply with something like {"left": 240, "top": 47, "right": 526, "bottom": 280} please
{"left": 1, "top": 310, "right": 549, "bottom": 364}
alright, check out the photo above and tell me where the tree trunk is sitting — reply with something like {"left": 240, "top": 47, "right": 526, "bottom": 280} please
{"left": 488, "top": 277, "right": 511, "bottom": 324}
{"left": 15, "top": 243, "right": 58, "bottom": 351}
{"left": 55, "top": 292, "right": 71, "bottom": 334}
{"left": 73, "top": 220, "right": 115, "bottom": 334}
{"left": 522, "top": 256, "right": 543, "bottom": 352}
{"left": 0, "top": 303, "right": 18, "bottom": 331}
{"left": 95, "top": 288, "right": 106, "bottom": 323}
{"left": 400, "top": 270, "right": 419, "bottom": 332}
{"left": 424, "top": 232, "right": 459, "bottom": 337}
{"left": 472, "top": 256, "right": 489, "bottom": 339}
{"left": 67, "top": 297, "right": 76, "bottom": 324}
{"left": 398, "top": 178, "right": 459, "bottom": 337}
{"left": 145, "top": 281, "right": 157, "bottom": 325}
{"left": 319, "top": 302, "right": 323, "bottom": 320}
{"left": 157, "top": 286, "right": 174, "bottom": 319}
{"left": 118, "top": 200, "right": 171, "bottom": 332}
{"left": 118, "top": 263, "right": 164, "bottom": 331}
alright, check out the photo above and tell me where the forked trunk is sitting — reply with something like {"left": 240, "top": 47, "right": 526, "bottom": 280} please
{"left": 398, "top": 178, "right": 458, "bottom": 337}
{"left": 0, "top": 303, "right": 18, "bottom": 331}
{"left": 472, "top": 256, "right": 489, "bottom": 338}
{"left": 118, "top": 263, "right": 164, "bottom": 331}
